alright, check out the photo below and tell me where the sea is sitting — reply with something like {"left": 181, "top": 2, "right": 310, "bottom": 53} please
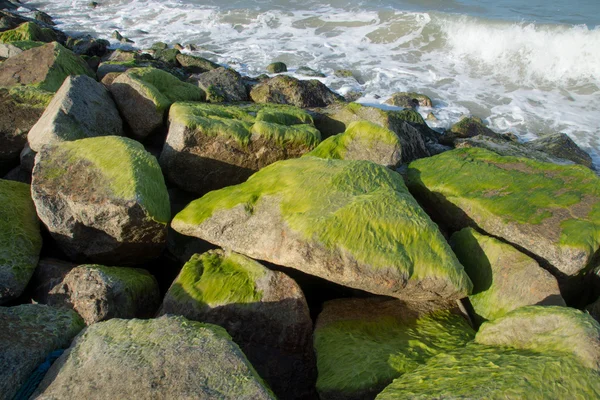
{"left": 16, "top": 0, "right": 600, "bottom": 166}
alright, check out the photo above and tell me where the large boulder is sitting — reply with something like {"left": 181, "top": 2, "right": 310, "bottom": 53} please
{"left": 0, "top": 304, "right": 84, "bottom": 400}
{"left": 31, "top": 136, "right": 170, "bottom": 264}
{"left": 250, "top": 75, "right": 342, "bottom": 108}
{"left": 314, "top": 297, "right": 474, "bottom": 400}
{"left": 0, "top": 21, "right": 56, "bottom": 44}
{"left": 27, "top": 75, "right": 123, "bottom": 152}
{"left": 160, "top": 102, "right": 321, "bottom": 194}
{"left": 176, "top": 53, "right": 219, "bottom": 73}
{"left": 306, "top": 120, "right": 402, "bottom": 168}
{"left": 192, "top": 67, "right": 248, "bottom": 103}
{"left": 30, "top": 258, "right": 76, "bottom": 304}
{"left": 406, "top": 148, "right": 600, "bottom": 277}
{"left": 0, "top": 179, "right": 42, "bottom": 304}
{"left": 109, "top": 67, "right": 205, "bottom": 139}
{"left": 172, "top": 157, "right": 473, "bottom": 300}
{"left": 0, "top": 40, "right": 44, "bottom": 58}
{"left": 160, "top": 250, "right": 316, "bottom": 400}
{"left": 527, "top": 132, "right": 593, "bottom": 168}
{"left": 31, "top": 316, "right": 276, "bottom": 399}
{"left": 441, "top": 116, "right": 505, "bottom": 145}
{"left": 451, "top": 228, "right": 564, "bottom": 322}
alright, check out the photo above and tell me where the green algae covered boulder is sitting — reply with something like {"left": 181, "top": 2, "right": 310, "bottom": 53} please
{"left": 266, "top": 61, "right": 287, "bottom": 73}
{"left": 173, "top": 157, "right": 473, "bottom": 300}
{"left": 0, "top": 179, "right": 42, "bottom": 304}
{"left": 0, "top": 22, "right": 56, "bottom": 44}
{"left": 527, "top": 132, "right": 593, "bottom": 168}
{"left": 109, "top": 67, "right": 206, "bottom": 139}
{"left": 451, "top": 228, "right": 564, "bottom": 323}
{"left": 314, "top": 297, "right": 474, "bottom": 400}
{"left": 160, "top": 250, "right": 316, "bottom": 400}
{"left": 406, "top": 147, "right": 600, "bottom": 278}
{"left": 160, "top": 102, "right": 321, "bottom": 194}
{"left": 32, "top": 316, "right": 276, "bottom": 399}
{"left": 250, "top": 74, "right": 342, "bottom": 108}
{"left": 32, "top": 136, "right": 170, "bottom": 264}
{"left": 0, "top": 304, "right": 84, "bottom": 400}
{"left": 442, "top": 116, "right": 505, "bottom": 145}
{"left": 306, "top": 120, "right": 402, "bottom": 168}
{"left": 385, "top": 91, "right": 432, "bottom": 109}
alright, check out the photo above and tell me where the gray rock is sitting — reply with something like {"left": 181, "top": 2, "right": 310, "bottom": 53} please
{"left": 266, "top": 61, "right": 287, "bottom": 73}
{"left": 19, "top": 142, "right": 36, "bottom": 172}
{"left": 250, "top": 75, "right": 342, "bottom": 108}
{"left": 176, "top": 53, "right": 219, "bottom": 73}
{"left": 385, "top": 92, "right": 433, "bottom": 109}
{"left": 527, "top": 133, "right": 593, "bottom": 168}
{"left": 65, "top": 35, "right": 110, "bottom": 57}
{"left": 296, "top": 66, "right": 325, "bottom": 78}
{"left": 0, "top": 42, "right": 23, "bottom": 58}
{"left": 192, "top": 67, "right": 248, "bottom": 102}
{"left": 441, "top": 116, "right": 507, "bottom": 146}
{"left": 30, "top": 258, "right": 77, "bottom": 304}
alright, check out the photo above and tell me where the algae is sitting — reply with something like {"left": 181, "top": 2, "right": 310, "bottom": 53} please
{"left": 7, "top": 85, "right": 53, "bottom": 108}
{"left": 40, "top": 43, "right": 95, "bottom": 92}
{"left": 0, "top": 22, "right": 56, "bottom": 44}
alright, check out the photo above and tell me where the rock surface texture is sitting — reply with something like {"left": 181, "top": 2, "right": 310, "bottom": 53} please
{"left": 250, "top": 75, "right": 341, "bottom": 108}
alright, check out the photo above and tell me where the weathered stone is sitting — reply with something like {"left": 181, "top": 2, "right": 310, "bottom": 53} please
{"left": 314, "top": 297, "right": 474, "bottom": 400}
{"left": 153, "top": 48, "right": 179, "bottom": 65}
{"left": 266, "top": 61, "right": 287, "bottom": 73}
{"left": 587, "top": 296, "right": 600, "bottom": 323}
{"left": 65, "top": 35, "right": 110, "bottom": 57}
{"left": 150, "top": 41, "right": 168, "bottom": 51}
{"left": 0, "top": 41, "right": 43, "bottom": 58}
{"left": 296, "top": 66, "right": 325, "bottom": 78}
{"left": 0, "top": 304, "right": 84, "bottom": 400}
{"left": 0, "top": 22, "right": 56, "bottom": 44}
{"left": 160, "top": 250, "right": 316, "bottom": 400}
{"left": 176, "top": 53, "right": 219, "bottom": 73}
{"left": 527, "top": 133, "right": 593, "bottom": 168}
{"left": 160, "top": 102, "right": 321, "bottom": 194}
{"left": 250, "top": 75, "right": 342, "bottom": 108}
{"left": 31, "top": 136, "right": 170, "bottom": 264}
{"left": 0, "top": 10, "right": 28, "bottom": 31}
{"left": 172, "top": 157, "right": 472, "bottom": 301}
{"left": 385, "top": 92, "right": 432, "bottom": 109}
{"left": 192, "top": 67, "right": 248, "bottom": 103}
{"left": 334, "top": 69, "right": 354, "bottom": 78}
{"left": 32, "top": 316, "right": 276, "bottom": 399}
{"left": 30, "top": 258, "right": 77, "bottom": 304}
{"left": 33, "top": 11, "right": 54, "bottom": 26}
{"left": 28, "top": 75, "right": 123, "bottom": 152}
{"left": 441, "top": 116, "right": 506, "bottom": 145}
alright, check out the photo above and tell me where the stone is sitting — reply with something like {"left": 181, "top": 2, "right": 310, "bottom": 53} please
{"left": 314, "top": 297, "right": 474, "bottom": 400}
{"left": 0, "top": 22, "right": 56, "bottom": 44}
{"left": 109, "top": 67, "right": 205, "bottom": 139}
{"left": 385, "top": 92, "right": 432, "bottom": 109}
{"left": 451, "top": 228, "right": 565, "bottom": 323}
{"left": 192, "top": 67, "right": 248, "bottom": 103}
{"left": 266, "top": 61, "right": 287, "bottom": 73}
{"left": 32, "top": 316, "right": 276, "bottom": 399}
{"left": 250, "top": 75, "right": 342, "bottom": 108}
{"left": 33, "top": 11, "right": 54, "bottom": 26}
{"left": 65, "top": 35, "right": 110, "bottom": 57}
{"left": 587, "top": 296, "right": 600, "bottom": 323}
{"left": 334, "top": 69, "right": 353, "bottom": 78}
{"left": 160, "top": 250, "right": 316, "bottom": 400}
{"left": 176, "top": 53, "right": 219, "bottom": 73}
{"left": 0, "top": 41, "right": 43, "bottom": 58}
{"left": 296, "top": 66, "right": 325, "bottom": 78}
{"left": 172, "top": 157, "right": 473, "bottom": 301}
{"left": 0, "top": 10, "right": 28, "bottom": 32}
{"left": 27, "top": 75, "right": 123, "bottom": 152}
{"left": 0, "top": 179, "right": 42, "bottom": 303}
{"left": 153, "top": 48, "right": 179, "bottom": 65}
{"left": 0, "top": 304, "right": 84, "bottom": 400}
{"left": 150, "top": 41, "right": 168, "bottom": 51}
{"left": 406, "top": 148, "right": 600, "bottom": 277}
{"left": 306, "top": 120, "right": 402, "bottom": 168}
{"left": 31, "top": 136, "right": 170, "bottom": 264}
{"left": 527, "top": 133, "right": 593, "bottom": 168}
{"left": 30, "top": 258, "right": 77, "bottom": 304}
{"left": 160, "top": 102, "right": 321, "bottom": 194}
{"left": 441, "top": 116, "right": 505, "bottom": 145}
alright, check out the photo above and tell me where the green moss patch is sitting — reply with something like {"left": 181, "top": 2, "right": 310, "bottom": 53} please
{"left": 7, "top": 85, "right": 53, "bottom": 108}
{"left": 7, "top": 40, "right": 45, "bottom": 51}
{"left": 41, "top": 43, "right": 95, "bottom": 92}
{"left": 0, "top": 22, "right": 56, "bottom": 44}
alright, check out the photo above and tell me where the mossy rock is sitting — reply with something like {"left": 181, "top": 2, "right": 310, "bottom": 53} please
{"left": 250, "top": 74, "right": 342, "bottom": 108}
{"left": 406, "top": 147, "right": 600, "bottom": 278}
{"left": 587, "top": 296, "right": 600, "bottom": 323}
{"left": 266, "top": 61, "right": 287, "bottom": 73}
{"left": 314, "top": 297, "right": 474, "bottom": 400}
{"left": 385, "top": 91, "right": 432, "bottom": 108}
{"left": 296, "top": 66, "right": 325, "bottom": 77}
{"left": 334, "top": 69, "right": 354, "bottom": 78}
{"left": 527, "top": 132, "right": 593, "bottom": 168}
{"left": 192, "top": 66, "right": 248, "bottom": 103}
{"left": 153, "top": 48, "right": 180, "bottom": 65}
{"left": 441, "top": 116, "right": 505, "bottom": 145}
{"left": 0, "top": 40, "right": 44, "bottom": 58}
{"left": 32, "top": 316, "right": 276, "bottom": 399}
{"left": 150, "top": 41, "right": 168, "bottom": 51}
{"left": 31, "top": 136, "right": 170, "bottom": 264}
{"left": 176, "top": 53, "right": 219, "bottom": 73}
{"left": 160, "top": 102, "right": 321, "bottom": 194}
{"left": 306, "top": 120, "right": 402, "bottom": 168}
{"left": 172, "top": 157, "right": 473, "bottom": 300}
{"left": 0, "top": 179, "right": 42, "bottom": 303}
{"left": 0, "top": 22, "right": 56, "bottom": 44}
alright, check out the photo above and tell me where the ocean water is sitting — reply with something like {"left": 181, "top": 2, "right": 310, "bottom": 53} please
{"left": 19, "top": 0, "right": 600, "bottom": 165}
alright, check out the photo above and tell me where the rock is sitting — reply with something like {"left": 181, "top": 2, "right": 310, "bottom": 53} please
{"left": 451, "top": 228, "right": 564, "bottom": 323}
{"left": 153, "top": 48, "right": 179, "bottom": 65}
{"left": 33, "top": 11, "right": 54, "bottom": 26}
{"left": 441, "top": 116, "right": 505, "bottom": 145}
{"left": 0, "top": 304, "right": 85, "bottom": 400}
{"left": 150, "top": 41, "right": 168, "bottom": 51}
{"left": 37, "top": 264, "right": 160, "bottom": 325}
{"left": 31, "top": 136, "right": 170, "bottom": 264}
{"left": 19, "top": 142, "right": 36, "bottom": 172}
{"left": 109, "top": 67, "right": 205, "bottom": 139}
{"left": 0, "top": 40, "right": 43, "bottom": 58}
{"left": 0, "top": 10, "right": 28, "bottom": 32}
{"left": 0, "top": 22, "right": 56, "bottom": 44}
{"left": 306, "top": 120, "right": 402, "bottom": 168}
{"left": 111, "top": 30, "right": 133, "bottom": 43}
{"left": 0, "top": 0, "right": 18, "bottom": 11}
{"left": 406, "top": 148, "right": 600, "bottom": 277}
{"left": 27, "top": 75, "right": 123, "bottom": 152}
{"left": 527, "top": 132, "right": 593, "bottom": 168}
{"left": 100, "top": 71, "right": 121, "bottom": 86}
{"left": 191, "top": 66, "right": 248, "bottom": 102}
{"left": 385, "top": 92, "right": 432, "bottom": 109}
{"left": 172, "top": 157, "right": 473, "bottom": 300}
{"left": 160, "top": 250, "right": 316, "bottom": 400}
{"left": 65, "top": 35, "right": 110, "bottom": 57}
{"left": 2, "top": 165, "right": 30, "bottom": 183}
{"left": 88, "top": 1, "right": 98, "bottom": 7}
{"left": 296, "top": 66, "right": 325, "bottom": 78}
{"left": 0, "top": 179, "right": 42, "bottom": 303}
{"left": 174, "top": 43, "right": 184, "bottom": 50}
{"left": 104, "top": 48, "right": 139, "bottom": 63}
{"left": 250, "top": 75, "right": 342, "bottom": 108}
{"left": 587, "top": 296, "right": 600, "bottom": 323}
{"left": 266, "top": 61, "right": 287, "bottom": 73}
{"left": 30, "top": 258, "right": 77, "bottom": 304}
{"left": 32, "top": 316, "right": 276, "bottom": 399}
{"left": 176, "top": 53, "right": 219, "bottom": 73}
{"left": 334, "top": 69, "right": 353, "bottom": 78}
{"left": 314, "top": 297, "right": 474, "bottom": 400}
{"left": 0, "top": 42, "right": 94, "bottom": 92}
{"left": 160, "top": 102, "right": 321, "bottom": 194}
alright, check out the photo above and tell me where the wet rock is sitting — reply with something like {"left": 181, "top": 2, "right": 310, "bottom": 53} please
{"left": 440, "top": 116, "right": 506, "bottom": 145}
{"left": 385, "top": 92, "right": 432, "bottom": 109}
{"left": 250, "top": 75, "right": 342, "bottom": 108}
{"left": 176, "top": 53, "right": 219, "bottom": 73}
{"left": 0, "top": 21, "right": 56, "bottom": 44}
{"left": 33, "top": 11, "right": 54, "bottom": 26}
{"left": 527, "top": 132, "right": 593, "bottom": 168}
{"left": 296, "top": 66, "right": 325, "bottom": 78}
{"left": 30, "top": 258, "right": 77, "bottom": 304}
{"left": 191, "top": 67, "right": 248, "bottom": 102}
{"left": 65, "top": 35, "right": 110, "bottom": 57}
{"left": 266, "top": 61, "right": 287, "bottom": 73}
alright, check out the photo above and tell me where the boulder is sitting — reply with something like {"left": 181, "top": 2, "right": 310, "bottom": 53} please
{"left": 109, "top": 67, "right": 205, "bottom": 139}
{"left": 0, "top": 179, "right": 42, "bottom": 304}
{"left": 451, "top": 228, "right": 564, "bottom": 322}
{"left": 527, "top": 132, "right": 593, "bottom": 168}
{"left": 0, "top": 304, "right": 84, "bottom": 400}
{"left": 176, "top": 53, "right": 219, "bottom": 73}
{"left": 250, "top": 75, "right": 342, "bottom": 108}
{"left": 406, "top": 148, "right": 600, "bottom": 277}
{"left": 306, "top": 120, "right": 402, "bottom": 168}
{"left": 314, "top": 297, "right": 474, "bottom": 400}
{"left": 441, "top": 116, "right": 507, "bottom": 145}
{"left": 385, "top": 92, "right": 432, "bottom": 109}
{"left": 153, "top": 48, "right": 179, "bottom": 65}
{"left": 266, "top": 61, "right": 287, "bottom": 73}
{"left": 27, "top": 75, "right": 123, "bottom": 152}
{"left": 0, "top": 40, "right": 43, "bottom": 58}
{"left": 0, "top": 9, "right": 28, "bottom": 31}
{"left": 0, "top": 22, "right": 56, "bottom": 44}
{"left": 30, "top": 258, "right": 77, "bottom": 304}
{"left": 31, "top": 136, "right": 170, "bottom": 264}
{"left": 160, "top": 102, "right": 321, "bottom": 194}
{"left": 33, "top": 11, "right": 54, "bottom": 26}
{"left": 65, "top": 35, "right": 110, "bottom": 57}
{"left": 296, "top": 66, "right": 325, "bottom": 78}
{"left": 160, "top": 250, "right": 316, "bottom": 400}
{"left": 172, "top": 157, "right": 473, "bottom": 300}
{"left": 192, "top": 67, "right": 248, "bottom": 102}
{"left": 31, "top": 316, "right": 276, "bottom": 399}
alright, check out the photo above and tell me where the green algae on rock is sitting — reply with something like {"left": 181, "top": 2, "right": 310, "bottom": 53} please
{"left": 314, "top": 297, "right": 474, "bottom": 400}
{"left": 173, "top": 157, "right": 472, "bottom": 300}
{"left": 31, "top": 316, "right": 276, "bottom": 399}
{"left": 406, "top": 147, "right": 600, "bottom": 277}
{"left": 385, "top": 91, "right": 432, "bottom": 109}
{"left": 266, "top": 61, "right": 287, "bottom": 73}
{"left": 451, "top": 228, "right": 564, "bottom": 323}
{"left": 250, "top": 74, "right": 342, "bottom": 108}
{"left": 0, "top": 22, "right": 56, "bottom": 44}
{"left": 0, "top": 179, "right": 42, "bottom": 304}
{"left": 527, "top": 132, "right": 593, "bottom": 168}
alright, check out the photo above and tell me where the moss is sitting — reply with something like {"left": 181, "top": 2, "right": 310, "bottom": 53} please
{"left": 8, "top": 40, "right": 45, "bottom": 51}
{"left": 173, "top": 157, "right": 472, "bottom": 293}
{"left": 255, "top": 107, "right": 314, "bottom": 126}
{"left": 8, "top": 85, "right": 53, "bottom": 108}
{"left": 40, "top": 43, "right": 95, "bottom": 92}
{"left": 315, "top": 310, "right": 474, "bottom": 396}
{"left": 81, "top": 264, "right": 156, "bottom": 298}
{"left": 449, "top": 116, "right": 496, "bottom": 138}
{"left": 153, "top": 48, "right": 180, "bottom": 64}
{"left": 0, "top": 22, "right": 56, "bottom": 44}
{"left": 251, "top": 121, "right": 320, "bottom": 148}
{"left": 395, "top": 109, "right": 426, "bottom": 125}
